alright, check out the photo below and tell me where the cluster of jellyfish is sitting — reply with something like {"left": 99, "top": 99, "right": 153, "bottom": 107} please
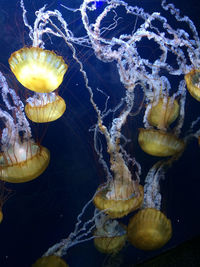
{"left": 0, "top": 0, "right": 200, "bottom": 266}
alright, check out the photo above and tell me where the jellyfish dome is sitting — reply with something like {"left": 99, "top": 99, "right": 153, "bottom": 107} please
{"left": 32, "top": 255, "right": 68, "bottom": 267}
{"left": 185, "top": 69, "right": 200, "bottom": 101}
{"left": 147, "top": 97, "right": 180, "bottom": 129}
{"left": 93, "top": 214, "right": 127, "bottom": 254}
{"left": 138, "top": 128, "right": 185, "bottom": 157}
{"left": 0, "top": 71, "right": 50, "bottom": 183}
{"left": 94, "top": 181, "right": 144, "bottom": 218}
{"left": 0, "top": 140, "right": 50, "bottom": 183}
{"left": 25, "top": 93, "right": 66, "bottom": 123}
{"left": 9, "top": 47, "right": 68, "bottom": 93}
{"left": 128, "top": 208, "right": 172, "bottom": 250}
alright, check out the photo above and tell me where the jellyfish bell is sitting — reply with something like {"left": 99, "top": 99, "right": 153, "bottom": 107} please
{"left": 147, "top": 97, "right": 179, "bottom": 129}
{"left": 0, "top": 140, "right": 50, "bottom": 183}
{"left": 32, "top": 255, "right": 68, "bottom": 267}
{"left": 0, "top": 71, "right": 50, "bottom": 183}
{"left": 127, "top": 208, "right": 172, "bottom": 250}
{"left": 93, "top": 180, "right": 144, "bottom": 218}
{"left": 185, "top": 69, "right": 200, "bottom": 101}
{"left": 25, "top": 93, "right": 66, "bottom": 123}
{"left": 9, "top": 47, "right": 68, "bottom": 93}
{"left": 138, "top": 128, "right": 185, "bottom": 157}
{"left": 93, "top": 215, "right": 127, "bottom": 254}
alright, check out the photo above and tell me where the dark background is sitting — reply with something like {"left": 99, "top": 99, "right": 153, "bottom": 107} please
{"left": 0, "top": 0, "right": 200, "bottom": 266}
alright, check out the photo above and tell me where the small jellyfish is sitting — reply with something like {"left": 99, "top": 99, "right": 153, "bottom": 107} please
{"left": 93, "top": 213, "right": 127, "bottom": 254}
{"left": 25, "top": 92, "right": 66, "bottom": 123}
{"left": 32, "top": 255, "right": 68, "bottom": 267}
{"left": 185, "top": 69, "right": 200, "bottom": 101}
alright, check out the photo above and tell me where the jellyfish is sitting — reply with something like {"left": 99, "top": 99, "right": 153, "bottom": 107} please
{"left": 92, "top": 88, "right": 144, "bottom": 218}
{"left": 9, "top": 46, "right": 68, "bottom": 94}
{"left": 185, "top": 69, "right": 200, "bottom": 101}
{"left": 138, "top": 77, "right": 186, "bottom": 157}
{"left": 32, "top": 255, "right": 68, "bottom": 267}
{"left": 93, "top": 212, "right": 127, "bottom": 254}
{"left": 25, "top": 92, "right": 66, "bottom": 123}
{"left": 8, "top": 7, "right": 68, "bottom": 122}
{"left": 16, "top": 0, "right": 200, "bottom": 263}
{"left": 160, "top": 1, "right": 200, "bottom": 101}
{"left": 128, "top": 160, "right": 172, "bottom": 250}
{"left": 0, "top": 72, "right": 50, "bottom": 183}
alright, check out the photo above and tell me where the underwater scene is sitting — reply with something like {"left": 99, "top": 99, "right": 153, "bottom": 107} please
{"left": 0, "top": 0, "right": 200, "bottom": 266}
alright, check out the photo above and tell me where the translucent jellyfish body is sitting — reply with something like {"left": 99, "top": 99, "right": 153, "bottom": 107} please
{"left": 0, "top": 141, "right": 50, "bottom": 183}
{"left": 9, "top": 47, "right": 68, "bottom": 93}
{"left": 25, "top": 93, "right": 66, "bottom": 123}
{"left": 147, "top": 98, "right": 179, "bottom": 129}
{"left": 32, "top": 255, "right": 68, "bottom": 267}
{"left": 138, "top": 128, "right": 185, "bottom": 157}
{"left": 94, "top": 181, "right": 143, "bottom": 218}
{"left": 128, "top": 208, "right": 172, "bottom": 250}
{"left": 94, "top": 219, "right": 127, "bottom": 254}
{"left": 185, "top": 69, "right": 200, "bottom": 101}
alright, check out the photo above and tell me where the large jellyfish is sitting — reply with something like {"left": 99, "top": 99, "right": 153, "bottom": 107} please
{"left": 128, "top": 160, "right": 172, "bottom": 250}
{"left": 0, "top": 72, "right": 50, "bottom": 183}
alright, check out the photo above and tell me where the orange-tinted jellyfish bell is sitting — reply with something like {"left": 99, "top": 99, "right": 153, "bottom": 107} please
{"left": 147, "top": 97, "right": 179, "bottom": 129}
{"left": 94, "top": 220, "right": 127, "bottom": 254}
{"left": 9, "top": 47, "right": 68, "bottom": 93}
{"left": 0, "top": 140, "right": 50, "bottom": 183}
{"left": 93, "top": 181, "right": 144, "bottom": 218}
{"left": 32, "top": 255, "right": 69, "bottom": 267}
{"left": 25, "top": 93, "right": 66, "bottom": 123}
{"left": 128, "top": 208, "right": 172, "bottom": 250}
{"left": 185, "top": 69, "right": 200, "bottom": 101}
{"left": 138, "top": 128, "right": 185, "bottom": 157}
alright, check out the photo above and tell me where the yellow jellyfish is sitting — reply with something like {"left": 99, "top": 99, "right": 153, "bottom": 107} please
{"left": 147, "top": 97, "right": 179, "bottom": 129}
{"left": 9, "top": 47, "right": 68, "bottom": 93}
{"left": 0, "top": 71, "right": 50, "bottom": 183}
{"left": 138, "top": 128, "right": 185, "bottom": 157}
{"left": 128, "top": 161, "right": 172, "bottom": 250}
{"left": 94, "top": 181, "right": 143, "bottom": 218}
{"left": 32, "top": 255, "right": 68, "bottom": 267}
{"left": 139, "top": 78, "right": 186, "bottom": 157}
{"left": 0, "top": 141, "right": 50, "bottom": 183}
{"left": 93, "top": 213, "right": 127, "bottom": 254}
{"left": 94, "top": 121, "right": 144, "bottom": 218}
{"left": 185, "top": 69, "right": 200, "bottom": 101}
{"left": 25, "top": 93, "right": 66, "bottom": 123}
{"left": 128, "top": 208, "right": 172, "bottom": 250}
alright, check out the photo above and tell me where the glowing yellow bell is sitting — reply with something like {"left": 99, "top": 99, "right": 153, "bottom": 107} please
{"left": 0, "top": 142, "right": 50, "bottom": 183}
{"left": 32, "top": 255, "right": 68, "bottom": 267}
{"left": 25, "top": 95, "right": 66, "bottom": 123}
{"left": 128, "top": 208, "right": 172, "bottom": 250}
{"left": 94, "top": 224, "right": 127, "bottom": 254}
{"left": 138, "top": 128, "right": 185, "bottom": 157}
{"left": 93, "top": 184, "right": 144, "bottom": 218}
{"left": 185, "top": 69, "right": 200, "bottom": 101}
{"left": 9, "top": 47, "right": 68, "bottom": 93}
{"left": 148, "top": 98, "right": 179, "bottom": 129}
